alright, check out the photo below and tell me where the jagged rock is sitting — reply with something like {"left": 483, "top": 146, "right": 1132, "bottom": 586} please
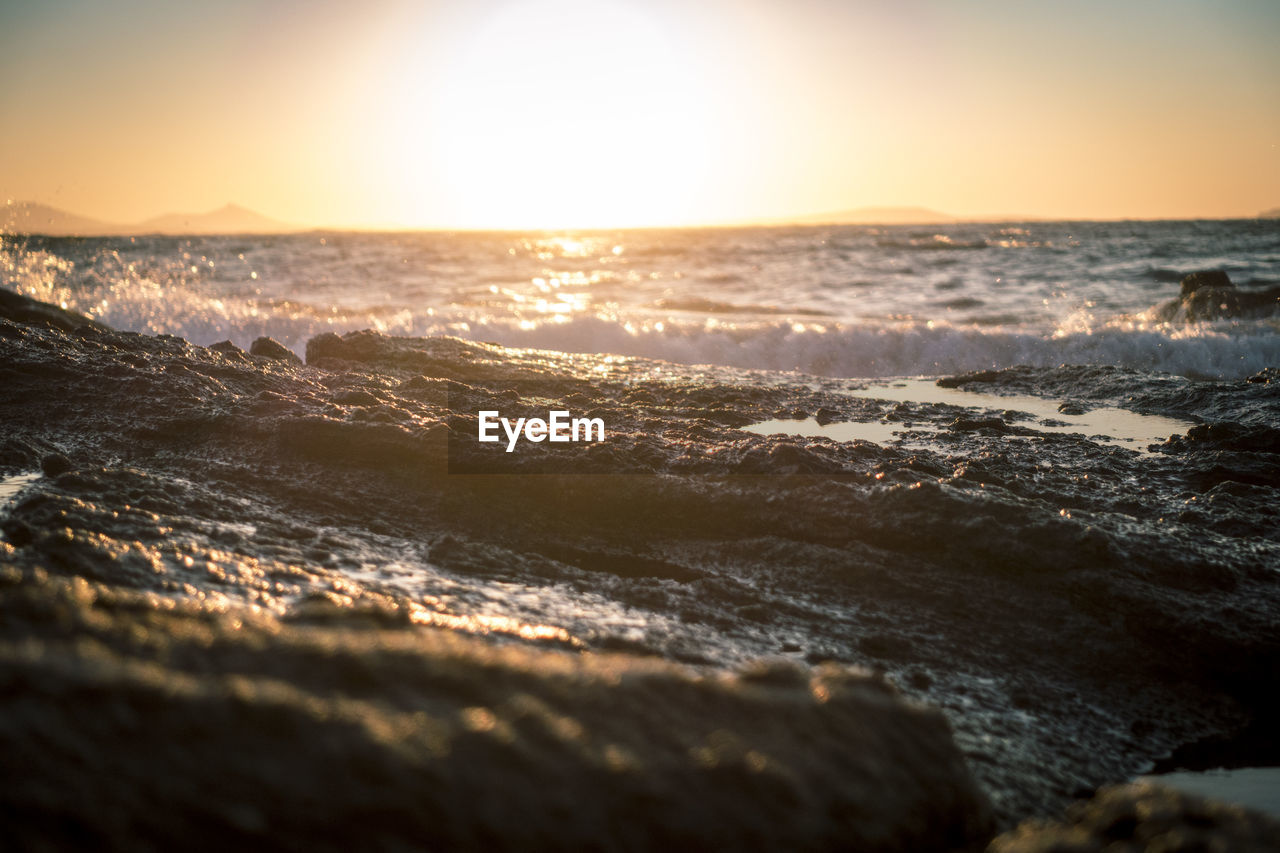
{"left": 305, "top": 331, "right": 344, "bottom": 364}
{"left": 950, "top": 416, "right": 1009, "bottom": 432}
{"left": 40, "top": 453, "right": 72, "bottom": 476}
{"left": 249, "top": 336, "right": 301, "bottom": 364}
{"left": 0, "top": 571, "right": 996, "bottom": 852}
{"left": 1180, "top": 270, "right": 1234, "bottom": 297}
{"left": 815, "top": 407, "right": 842, "bottom": 425}
{"left": 1152, "top": 270, "right": 1280, "bottom": 322}
{"left": 991, "top": 781, "right": 1280, "bottom": 852}
{"left": 0, "top": 288, "right": 110, "bottom": 333}
{"left": 937, "top": 370, "right": 1002, "bottom": 388}
{"left": 304, "top": 330, "right": 526, "bottom": 381}
{"left": 208, "top": 340, "right": 248, "bottom": 359}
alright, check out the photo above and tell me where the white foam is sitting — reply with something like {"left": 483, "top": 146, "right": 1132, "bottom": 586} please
{"left": 437, "top": 314, "right": 1280, "bottom": 381}
{"left": 28, "top": 278, "right": 1280, "bottom": 381}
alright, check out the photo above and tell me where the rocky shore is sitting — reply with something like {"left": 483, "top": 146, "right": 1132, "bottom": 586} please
{"left": 2, "top": 285, "right": 1278, "bottom": 849}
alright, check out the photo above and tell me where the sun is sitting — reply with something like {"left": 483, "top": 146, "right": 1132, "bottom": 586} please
{"left": 420, "top": 0, "right": 712, "bottom": 230}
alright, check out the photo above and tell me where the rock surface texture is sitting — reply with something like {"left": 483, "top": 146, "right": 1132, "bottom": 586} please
{"left": 1, "top": 294, "right": 1278, "bottom": 848}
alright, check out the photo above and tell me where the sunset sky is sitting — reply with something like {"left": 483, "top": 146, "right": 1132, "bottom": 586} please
{"left": 2, "top": 0, "right": 1277, "bottom": 229}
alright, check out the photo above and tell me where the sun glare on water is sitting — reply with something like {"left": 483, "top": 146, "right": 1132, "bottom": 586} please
{"left": 417, "top": 0, "right": 712, "bottom": 230}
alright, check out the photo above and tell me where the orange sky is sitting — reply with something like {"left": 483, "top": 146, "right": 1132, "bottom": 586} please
{"left": 2, "top": 0, "right": 1277, "bottom": 229}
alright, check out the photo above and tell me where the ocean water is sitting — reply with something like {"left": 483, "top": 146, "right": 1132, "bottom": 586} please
{"left": 3, "top": 218, "right": 1279, "bottom": 379}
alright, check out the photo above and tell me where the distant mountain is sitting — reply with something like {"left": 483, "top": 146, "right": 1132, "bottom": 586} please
{"left": 135, "top": 203, "right": 296, "bottom": 235}
{"left": 1, "top": 202, "right": 119, "bottom": 236}
{"left": 2, "top": 201, "right": 300, "bottom": 236}
{"left": 787, "top": 206, "right": 958, "bottom": 225}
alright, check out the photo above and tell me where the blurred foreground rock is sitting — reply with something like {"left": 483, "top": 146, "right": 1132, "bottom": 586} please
{"left": 0, "top": 567, "right": 994, "bottom": 851}
{"left": 990, "top": 781, "right": 1280, "bottom": 852}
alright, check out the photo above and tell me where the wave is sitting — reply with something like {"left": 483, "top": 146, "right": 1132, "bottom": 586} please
{"left": 6, "top": 242, "right": 1277, "bottom": 381}
{"left": 473, "top": 315, "right": 1280, "bottom": 380}
{"left": 51, "top": 285, "right": 1280, "bottom": 380}
{"left": 875, "top": 235, "right": 989, "bottom": 251}
{"left": 651, "top": 297, "right": 831, "bottom": 316}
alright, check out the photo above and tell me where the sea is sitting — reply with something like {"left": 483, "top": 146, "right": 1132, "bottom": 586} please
{"left": 4, "top": 218, "right": 1279, "bottom": 379}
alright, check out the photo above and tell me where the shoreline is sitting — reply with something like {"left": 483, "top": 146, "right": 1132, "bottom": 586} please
{"left": 1, "top": 289, "right": 1278, "bottom": 847}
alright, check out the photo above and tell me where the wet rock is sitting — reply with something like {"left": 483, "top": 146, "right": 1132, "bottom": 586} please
{"left": 40, "top": 453, "right": 72, "bottom": 476}
{"left": 305, "top": 331, "right": 344, "bottom": 364}
{"left": 249, "top": 336, "right": 302, "bottom": 364}
{"left": 0, "top": 436, "right": 53, "bottom": 470}
{"left": 304, "top": 330, "right": 511, "bottom": 381}
{"left": 815, "top": 407, "right": 842, "bottom": 425}
{"left": 1164, "top": 422, "right": 1280, "bottom": 455}
{"left": 208, "top": 340, "right": 248, "bottom": 360}
{"left": 1180, "top": 269, "right": 1233, "bottom": 297}
{"left": 735, "top": 441, "right": 845, "bottom": 474}
{"left": 949, "top": 416, "right": 1009, "bottom": 432}
{"left": 991, "top": 782, "right": 1280, "bottom": 852}
{"left": 0, "top": 288, "right": 111, "bottom": 333}
{"left": 1153, "top": 270, "right": 1280, "bottom": 322}
{"left": 0, "top": 572, "right": 996, "bottom": 852}
{"left": 330, "top": 389, "right": 381, "bottom": 407}
{"left": 283, "top": 590, "right": 414, "bottom": 628}
{"left": 0, "top": 519, "right": 33, "bottom": 546}
{"left": 1184, "top": 287, "right": 1246, "bottom": 322}
{"left": 937, "top": 370, "right": 1002, "bottom": 388}
{"left": 906, "top": 670, "right": 933, "bottom": 690}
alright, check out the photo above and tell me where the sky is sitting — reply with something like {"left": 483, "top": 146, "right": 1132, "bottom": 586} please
{"left": 1, "top": 0, "right": 1277, "bottom": 229}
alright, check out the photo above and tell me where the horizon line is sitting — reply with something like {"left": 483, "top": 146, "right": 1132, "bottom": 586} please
{"left": 4, "top": 199, "right": 1278, "bottom": 236}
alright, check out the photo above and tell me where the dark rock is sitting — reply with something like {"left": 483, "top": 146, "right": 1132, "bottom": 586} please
{"left": 906, "top": 670, "right": 933, "bottom": 690}
{"left": 40, "top": 453, "right": 72, "bottom": 476}
{"left": 249, "top": 336, "right": 302, "bottom": 364}
{"left": 305, "top": 332, "right": 344, "bottom": 364}
{"left": 208, "top": 340, "right": 247, "bottom": 358}
{"left": 0, "top": 288, "right": 111, "bottom": 333}
{"left": 1057, "top": 401, "right": 1087, "bottom": 416}
{"left": 303, "top": 330, "right": 538, "bottom": 382}
{"left": 0, "top": 519, "right": 33, "bottom": 546}
{"left": 0, "top": 437, "right": 52, "bottom": 470}
{"left": 1180, "top": 270, "right": 1233, "bottom": 297}
{"left": 949, "top": 416, "right": 1009, "bottom": 432}
{"left": 1153, "top": 272, "right": 1280, "bottom": 323}
{"left": 991, "top": 782, "right": 1280, "bottom": 852}
{"left": 814, "top": 407, "right": 842, "bottom": 425}
{"left": 1173, "top": 422, "right": 1280, "bottom": 455}
{"left": 0, "top": 572, "right": 996, "bottom": 852}
{"left": 1184, "top": 286, "right": 1245, "bottom": 321}
{"left": 331, "top": 389, "right": 381, "bottom": 407}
